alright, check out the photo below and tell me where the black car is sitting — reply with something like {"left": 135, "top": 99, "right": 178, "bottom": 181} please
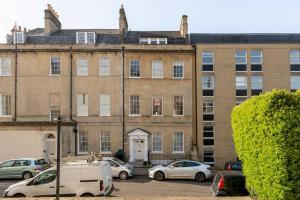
{"left": 224, "top": 161, "right": 242, "bottom": 171}
{"left": 211, "top": 171, "right": 249, "bottom": 197}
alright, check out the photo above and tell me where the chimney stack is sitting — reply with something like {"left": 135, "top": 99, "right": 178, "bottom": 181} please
{"left": 180, "top": 15, "right": 188, "bottom": 38}
{"left": 119, "top": 4, "right": 128, "bottom": 41}
{"left": 44, "top": 4, "right": 61, "bottom": 35}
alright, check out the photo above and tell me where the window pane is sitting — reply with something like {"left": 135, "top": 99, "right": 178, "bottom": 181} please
{"left": 235, "top": 50, "right": 247, "bottom": 64}
{"left": 77, "top": 58, "right": 88, "bottom": 76}
{"left": 173, "top": 61, "right": 184, "bottom": 78}
{"left": 291, "top": 76, "right": 300, "bottom": 90}
{"left": 251, "top": 76, "right": 263, "bottom": 90}
{"left": 50, "top": 57, "right": 60, "bottom": 75}
{"left": 251, "top": 50, "right": 262, "bottom": 64}
{"left": 130, "top": 60, "right": 140, "bottom": 77}
{"left": 236, "top": 76, "right": 247, "bottom": 89}
{"left": 86, "top": 32, "right": 95, "bottom": 44}
{"left": 202, "top": 75, "right": 214, "bottom": 89}
{"left": 1, "top": 95, "right": 11, "bottom": 116}
{"left": 152, "top": 132, "right": 163, "bottom": 152}
{"left": 79, "top": 131, "right": 88, "bottom": 153}
{"left": 129, "top": 95, "right": 139, "bottom": 115}
{"left": 152, "top": 60, "right": 163, "bottom": 78}
{"left": 173, "top": 96, "right": 183, "bottom": 115}
{"left": 49, "top": 106, "right": 60, "bottom": 121}
{"left": 100, "top": 95, "right": 110, "bottom": 116}
{"left": 152, "top": 96, "right": 163, "bottom": 115}
{"left": 203, "top": 101, "right": 214, "bottom": 114}
{"left": 0, "top": 58, "right": 12, "bottom": 76}
{"left": 77, "top": 94, "right": 88, "bottom": 116}
{"left": 77, "top": 32, "right": 85, "bottom": 44}
{"left": 100, "top": 59, "right": 110, "bottom": 75}
{"left": 202, "top": 51, "right": 213, "bottom": 65}
{"left": 290, "top": 50, "right": 300, "bottom": 64}
{"left": 100, "top": 132, "right": 111, "bottom": 152}
{"left": 173, "top": 132, "right": 184, "bottom": 152}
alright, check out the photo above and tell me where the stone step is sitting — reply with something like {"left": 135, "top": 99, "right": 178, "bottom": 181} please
{"left": 133, "top": 167, "right": 149, "bottom": 176}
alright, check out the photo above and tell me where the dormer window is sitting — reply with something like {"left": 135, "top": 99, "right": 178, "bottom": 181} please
{"left": 13, "top": 32, "right": 25, "bottom": 44}
{"left": 139, "top": 38, "right": 168, "bottom": 45}
{"left": 76, "top": 32, "right": 96, "bottom": 44}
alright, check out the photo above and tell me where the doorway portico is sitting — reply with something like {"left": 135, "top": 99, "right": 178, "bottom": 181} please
{"left": 128, "top": 128, "right": 149, "bottom": 162}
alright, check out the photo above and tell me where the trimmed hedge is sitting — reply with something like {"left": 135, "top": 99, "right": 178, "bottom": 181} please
{"left": 231, "top": 90, "right": 300, "bottom": 200}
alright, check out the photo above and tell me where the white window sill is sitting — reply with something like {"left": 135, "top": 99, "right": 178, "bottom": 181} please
{"left": 172, "top": 77, "right": 184, "bottom": 80}
{"left": 129, "top": 114, "right": 140, "bottom": 117}
{"left": 129, "top": 76, "right": 141, "bottom": 79}
{"left": 0, "top": 115, "right": 12, "bottom": 118}
{"left": 151, "top": 151, "right": 164, "bottom": 154}
{"left": 172, "top": 151, "right": 184, "bottom": 154}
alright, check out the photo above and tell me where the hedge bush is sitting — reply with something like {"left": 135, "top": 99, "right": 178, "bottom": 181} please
{"left": 231, "top": 90, "right": 300, "bottom": 200}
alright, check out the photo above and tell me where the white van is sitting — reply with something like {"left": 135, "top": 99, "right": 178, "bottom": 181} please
{"left": 3, "top": 161, "right": 113, "bottom": 197}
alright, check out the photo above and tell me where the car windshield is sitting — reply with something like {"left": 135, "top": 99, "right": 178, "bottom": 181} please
{"left": 112, "top": 158, "right": 125, "bottom": 165}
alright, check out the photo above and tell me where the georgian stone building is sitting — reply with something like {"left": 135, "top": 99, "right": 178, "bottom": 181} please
{"left": 0, "top": 5, "right": 299, "bottom": 167}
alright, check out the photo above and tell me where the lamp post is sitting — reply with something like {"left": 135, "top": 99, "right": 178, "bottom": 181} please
{"left": 56, "top": 115, "right": 61, "bottom": 200}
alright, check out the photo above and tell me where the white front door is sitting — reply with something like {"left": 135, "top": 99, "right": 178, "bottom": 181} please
{"left": 133, "top": 139, "right": 145, "bottom": 160}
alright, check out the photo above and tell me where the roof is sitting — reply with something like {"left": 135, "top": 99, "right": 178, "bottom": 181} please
{"left": 125, "top": 31, "right": 187, "bottom": 44}
{"left": 24, "top": 29, "right": 121, "bottom": 45}
{"left": 190, "top": 33, "right": 300, "bottom": 44}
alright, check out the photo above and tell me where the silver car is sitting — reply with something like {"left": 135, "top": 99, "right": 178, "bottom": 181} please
{"left": 102, "top": 157, "right": 133, "bottom": 180}
{"left": 148, "top": 160, "right": 211, "bottom": 182}
{"left": 0, "top": 158, "right": 50, "bottom": 180}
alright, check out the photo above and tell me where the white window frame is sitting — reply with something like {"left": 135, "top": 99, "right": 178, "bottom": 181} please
{"left": 290, "top": 50, "right": 300, "bottom": 65}
{"left": 99, "top": 58, "right": 111, "bottom": 76}
{"left": 0, "top": 94, "right": 12, "bottom": 117}
{"left": 129, "top": 60, "right": 140, "bottom": 78}
{"left": 49, "top": 106, "right": 60, "bottom": 121}
{"left": 152, "top": 96, "right": 163, "bottom": 116}
{"left": 202, "top": 51, "right": 214, "bottom": 65}
{"left": 172, "top": 132, "right": 184, "bottom": 153}
{"left": 78, "top": 131, "right": 89, "bottom": 154}
{"left": 77, "top": 58, "right": 88, "bottom": 76}
{"left": 203, "top": 126, "right": 214, "bottom": 147}
{"left": 202, "top": 75, "right": 214, "bottom": 89}
{"left": 99, "top": 95, "right": 111, "bottom": 116}
{"left": 77, "top": 94, "right": 88, "bottom": 116}
{"left": 235, "top": 50, "right": 247, "bottom": 65}
{"left": 152, "top": 60, "right": 163, "bottom": 79}
{"left": 100, "top": 132, "right": 111, "bottom": 153}
{"left": 129, "top": 95, "right": 140, "bottom": 116}
{"left": 152, "top": 132, "right": 163, "bottom": 153}
{"left": 0, "top": 58, "right": 12, "bottom": 76}
{"left": 250, "top": 50, "right": 263, "bottom": 65}
{"left": 76, "top": 32, "right": 96, "bottom": 44}
{"left": 203, "top": 149, "right": 214, "bottom": 165}
{"left": 291, "top": 76, "right": 300, "bottom": 90}
{"left": 13, "top": 32, "right": 25, "bottom": 44}
{"left": 236, "top": 76, "right": 247, "bottom": 90}
{"left": 173, "top": 61, "right": 184, "bottom": 79}
{"left": 49, "top": 57, "right": 60, "bottom": 76}
{"left": 251, "top": 75, "right": 263, "bottom": 90}
{"left": 173, "top": 96, "right": 184, "bottom": 116}
{"left": 203, "top": 100, "right": 214, "bottom": 114}
{"left": 139, "top": 38, "right": 168, "bottom": 45}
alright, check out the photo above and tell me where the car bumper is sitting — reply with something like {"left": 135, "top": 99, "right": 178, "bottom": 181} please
{"left": 148, "top": 171, "right": 155, "bottom": 178}
{"left": 128, "top": 169, "right": 133, "bottom": 177}
{"left": 2, "top": 191, "right": 8, "bottom": 198}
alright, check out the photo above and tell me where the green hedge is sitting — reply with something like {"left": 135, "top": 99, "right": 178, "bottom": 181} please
{"left": 231, "top": 90, "right": 300, "bottom": 200}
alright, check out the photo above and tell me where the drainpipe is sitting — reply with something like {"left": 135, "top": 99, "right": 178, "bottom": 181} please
{"left": 121, "top": 46, "right": 125, "bottom": 151}
{"left": 13, "top": 42, "right": 18, "bottom": 122}
{"left": 193, "top": 45, "right": 198, "bottom": 147}
{"left": 69, "top": 46, "right": 78, "bottom": 156}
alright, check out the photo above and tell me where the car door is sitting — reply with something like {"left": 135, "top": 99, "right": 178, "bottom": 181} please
{"left": 166, "top": 161, "right": 185, "bottom": 179}
{"left": 0, "top": 160, "right": 15, "bottom": 178}
{"left": 107, "top": 160, "right": 120, "bottom": 177}
{"left": 182, "top": 161, "right": 201, "bottom": 179}
{"left": 28, "top": 170, "right": 56, "bottom": 197}
{"left": 12, "top": 160, "right": 31, "bottom": 178}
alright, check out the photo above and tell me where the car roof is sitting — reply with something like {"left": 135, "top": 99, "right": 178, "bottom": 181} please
{"left": 4, "top": 158, "right": 39, "bottom": 161}
{"left": 218, "top": 171, "right": 244, "bottom": 177}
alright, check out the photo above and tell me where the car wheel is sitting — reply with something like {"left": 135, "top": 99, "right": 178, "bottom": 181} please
{"left": 81, "top": 193, "right": 94, "bottom": 197}
{"left": 154, "top": 171, "right": 165, "bottom": 181}
{"left": 22, "top": 172, "right": 33, "bottom": 180}
{"left": 119, "top": 171, "right": 128, "bottom": 180}
{"left": 195, "top": 172, "right": 206, "bottom": 182}
{"left": 13, "top": 193, "right": 26, "bottom": 197}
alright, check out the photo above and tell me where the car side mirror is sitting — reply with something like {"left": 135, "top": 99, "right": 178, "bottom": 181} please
{"left": 26, "top": 180, "right": 35, "bottom": 186}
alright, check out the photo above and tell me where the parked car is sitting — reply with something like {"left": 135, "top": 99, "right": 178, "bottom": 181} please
{"left": 211, "top": 171, "right": 249, "bottom": 197}
{"left": 0, "top": 158, "right": 50, "bottom": 180}
{"left": 102, "top": 157, "right": 133, "bottom": 180}
{"left": 3, "top": 160, "right": 114, "bottom": 198}
{"left": 148, "top": 160, "right": 211, "bottom": 182}
{"left": 224, "top": 161, "right": 242, "bottom": 171}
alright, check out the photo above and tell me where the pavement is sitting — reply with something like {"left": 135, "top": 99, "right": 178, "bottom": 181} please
{"left": 0, "top": 176, "right": 251, "bottom": 200}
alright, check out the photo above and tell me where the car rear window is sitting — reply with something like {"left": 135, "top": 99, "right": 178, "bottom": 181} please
{"left": 35, "top": 159, "right": 48, "bottom": 165}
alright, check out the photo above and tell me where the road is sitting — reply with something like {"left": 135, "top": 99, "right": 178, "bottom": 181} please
{"left": 0, "top": 176, "right": 212, "bottom": 198}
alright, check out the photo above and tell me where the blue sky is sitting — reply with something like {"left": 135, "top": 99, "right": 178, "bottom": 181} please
{"left": 1, "top": 0, "right": 300, "bottom": 42}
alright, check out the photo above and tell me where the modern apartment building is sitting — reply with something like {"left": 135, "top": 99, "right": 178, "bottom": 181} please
{"left": 0, "top": 5, "right": 299, "bottom": 167}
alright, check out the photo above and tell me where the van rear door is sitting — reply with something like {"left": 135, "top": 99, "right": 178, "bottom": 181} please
{"left": 100, "top": 161, "right": 113, "bottom": 196}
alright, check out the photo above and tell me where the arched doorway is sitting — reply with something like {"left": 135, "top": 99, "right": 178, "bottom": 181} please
{"left": 44, "top": 133, "right": 56, "bottom": 161}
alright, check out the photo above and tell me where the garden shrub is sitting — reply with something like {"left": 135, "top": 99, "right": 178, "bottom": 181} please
{"left": 231, "top": 90, "right": 300, "bottom": 200}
